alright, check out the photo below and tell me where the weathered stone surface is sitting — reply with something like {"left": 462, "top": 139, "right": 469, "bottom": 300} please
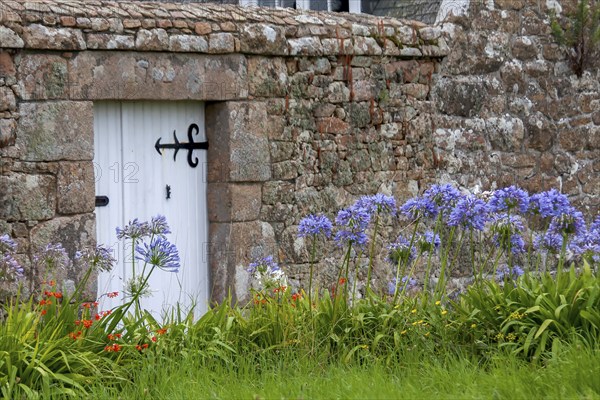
{"left": 240, "top": 23, "right": 287, "bottom": 55}
{"left": 0, "top": 86, "right": 16, "bottom": 111}
{"left": 135, "top": 28, "right": 169, "bottom": 51}
{"left": 15, "top": 102, "right": 93, "bottom": 161}
{"left": 289, "top": 37, "right": 322, "bottom": 56}
{"left": 69, "top": 52, "right": 247, "bottom": 100}
{"left": 433, "top": 78, "right": 485, "bottom": 117}
{"left": 86, "top": 34, "right": 135, "bottom": 50}
{"left": 0, "top": 27, "right": 24, "bottom": 48}
{"left": 57, "top": 162, "right": 95, "bottom": 215}
{"left": 0, "top": 118, "right": 16, "bottom": 148}
{"left": 0, "top": 173, "right": 56, "bottom": 221}
{"left": 22, "top": 24, "right": 85, "bottom": 50}
{"left": 208, "top": 33, "right": 235, "bottom": 53}
{"left": 168, "top": 34, "right": 208, "bottom": 52}
{"left": 247, "top": 57, "right": 287, "bottom": 97}
{"left": 17, "top": 54, "right": 68, "bottom": 100}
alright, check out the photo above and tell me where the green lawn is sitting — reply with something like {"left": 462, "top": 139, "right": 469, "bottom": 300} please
{"left": 91, "top": 344, "right": 600, "bottom": 399}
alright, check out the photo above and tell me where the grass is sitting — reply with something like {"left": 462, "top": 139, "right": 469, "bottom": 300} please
{"left": 90, "top": 343, "right": 600, "bottom": 399}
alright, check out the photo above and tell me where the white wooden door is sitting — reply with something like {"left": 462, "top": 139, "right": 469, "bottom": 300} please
{"left": 94, "top": 102, "right": 208, "bottom": 320}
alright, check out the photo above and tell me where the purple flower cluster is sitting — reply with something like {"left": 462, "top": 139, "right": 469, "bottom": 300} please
{"left": 0, "top": 234, "right": 23, "bottom": 282}
{"left": 387, "top": 235, "right": 417, "bottom": 265}
{"left": 356, "top": 193, "right": 397, "bottom": 215}
{"left": 387, "top": 276, "right": 418, "bottom": 295}
{"left": 76, "top": 244, "right": 116, "bottom": 273}
{"left": 117, "top": 215, "right": 171, "bottom": 241}
{"left": 34, "top": 243, "right": 71, "bottom": 272}
{"left": 548, "top": 207, "right": 586, "bottom": 237}
{"left": 399, "top": 196, "right": 438, "bottom": 221}
{"left": 334, "top": 204, "right": 371, "bottom": 248}
{"left": 247, "top": 255, "right": 287, "bottom": 288}
{"left": 491, "top": 214, "right": 526, "bottom": 254}
{"left": 447, "top": 195, "right": 489, "bottom": 231}
{"left": 298, "top": 214, "right": 333, "bottom": 238}
{"left": 417, "top": 230, "right": 441, "bottom": 254}
{"left": 424, "top": 183, "right": 463, "bottom": 213}
{"left": 488, "top": 186, "right": 530, "bottom": 214}
{"left": 529, "top": 189, "right": 571, "bottom": 218}
{"left": 534, "top": 232, "right": 564, "bottom": 253}
{"left": 117, "top": 218, "right": 151, "bottom": 241}
{"left": 496, "top": 264, "right": 524, "bottom": 281}
{"left": 135, "top": 236, "right": 180, "bottom": 273}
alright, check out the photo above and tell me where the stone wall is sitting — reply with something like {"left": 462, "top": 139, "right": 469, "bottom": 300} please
{"left": 431, "top": 0, "right": 600, "bottom": 214}
{"left": 1, "top": 0, "right": 598, "bottom": 302}
{"left": 0, "top": 0, "right": 447, "bottom": 300}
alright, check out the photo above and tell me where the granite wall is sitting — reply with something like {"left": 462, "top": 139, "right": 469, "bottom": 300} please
{"left": 0, "top": 0, "right": 598, "bottom": 301}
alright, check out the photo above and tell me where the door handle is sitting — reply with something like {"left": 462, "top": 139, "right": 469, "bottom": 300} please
{"left": 95, "top": 196, "right": 109, "bottom": 207}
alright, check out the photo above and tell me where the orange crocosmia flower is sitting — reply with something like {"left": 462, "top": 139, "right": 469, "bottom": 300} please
{"left": 40, "top": 309, "right": 47, "bottom": 316}
{"left": 74, "top": 320, "right": 81, "bottom": 325}
{"left": 151, "top": 336, "right": 157, "bottom": 342}
{"left": 95, "top": 314, "right": 102, "bottom": 321}
{"left": 156, "top": 328, "right": 168, "bottom": 335}
{"left": 54, "top": 292, "right": 63, "bottom": 299}
{"left": 339, "top": 278, "right": 347, "bottom": 285}
{"left": 82, "top": 303, "right": 91, "bottom": 309}
{"left": 49, "top": 280, "right": 56, "bottom": 286}
{"left": 107, "top": 292, "right": 119, "bottom": 298}
{"left": 82, "top": 320, "right": 93, "bottom": 329}
{"left": 44, "top": 291, "right": 52, "bottom": 297}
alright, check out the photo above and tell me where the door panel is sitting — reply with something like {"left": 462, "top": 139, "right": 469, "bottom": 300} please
{"left": 94, "top": 102, "right": 208, "bottom": 320}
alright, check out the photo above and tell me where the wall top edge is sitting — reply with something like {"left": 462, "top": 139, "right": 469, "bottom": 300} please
{"left": 0, "top": 0, "right": 449, "bottom": 57}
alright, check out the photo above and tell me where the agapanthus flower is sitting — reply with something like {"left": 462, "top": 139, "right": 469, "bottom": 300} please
{"left": 298, "top": 214, "right": 333, "bottom": 238}
{"left": 387, "top": 276, "right": 418, "bottom": 295}
{"left": 355, "top": 193, "right": 396, "bottom": 216}
{"left": 0, "top": 254, "right": 23, "bottom": 282}
{"left": 548, "top": 206, "right": 586, "bottom": 237}
{"left": 334, "top": 204, "right": 370, "bottom": 248}
{"left": 247, "top": 255, "right": 287, "bottom": 289}
{"left": 399, "top": 196, "right": 438, "bottom": 221}
{"left": 590, "top": 215, "right": 600, "bottom": 233}
{"left": 533, "top": 232, "right": 564, "bottom": 253}
{"left": 447, "top": 195, "right": 489, "bottom": 231}
{"left": 529, "top": 189, "right": 571, "bottom": 218}
{"left": 423, "top": 183, "right": 463, "bottom": 214}
{"left": 116, "top": 218, "right": 151, "bottom": 241}
{"left": 570, "top": 230, "right": 600, "bottom": 261}
{"left": 488, "top": 186, "right": 529, "bottom": 214}
{"left": 0, "top": 234, "right": 17, "bottom": 253}
{"left": 387, "top": 235, "right": 417, "bottom": 265}
{"left": 491, "top": 214, "right": 526, "bottom": 254}
{"left": 149, "top": 215, "right": 171, "bottom": 236}
{"left": 496, "top": 264, "right": 524, "bottom": 281}
{"left": 417, "top": 230, "right": 441, "bottom": 254}
{"left": 33, "top": 243, "right": 71, "bottom": 272}
{"left": 75, "top": 245, "right": 116, "bottom": 273}
{"left": 135, "top": 237, "right": 180, "bottom": 272}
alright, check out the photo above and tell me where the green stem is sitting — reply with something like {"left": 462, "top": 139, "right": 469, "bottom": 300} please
{"left": 365, "top": 213, "right": 380, "bottom": 295}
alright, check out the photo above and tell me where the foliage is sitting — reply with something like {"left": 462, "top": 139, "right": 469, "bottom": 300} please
{"left": 550, "top": 0, "right": 600, "bottom": 77}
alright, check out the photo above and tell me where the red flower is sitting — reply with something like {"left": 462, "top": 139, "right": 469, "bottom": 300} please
{"left": 107, "top": 292, "right": 119, "bottom": 298}
{"left": 75, "top": 320, "right": 81, "bottom": 326}
{"left": 104, "top": 343, "right": 122, "bottom": 352}
{"left": 339, "top": 278, "right": 347, "bottom": 285}
{"left": 82, "top": 320, "right": 93, "bottom": 329}
{"left": 54, "top": 292, "right": 63, "bottom": 299}
{"left": 40, "top": 309, "right": 47, "bottom": 316}
{"left": 151, "top": 336, "right": 157, "bottom": 342}
{"left": 95, "top": 314, "right": 102, "bottom": 321}
{"left": 69, "top": 331, "right": 82, "bottom": 340}
{"left": 156, "top": 328, "right": 168, "bottom": 335}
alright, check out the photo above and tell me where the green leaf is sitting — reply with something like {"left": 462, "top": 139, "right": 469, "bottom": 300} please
{"left": 535, "top": 319, "right": 555, "bottom": 340}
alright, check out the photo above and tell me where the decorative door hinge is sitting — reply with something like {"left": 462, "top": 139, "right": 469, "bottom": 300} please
{"left": 154, "top": 123, "right": 208, "bottom": 168}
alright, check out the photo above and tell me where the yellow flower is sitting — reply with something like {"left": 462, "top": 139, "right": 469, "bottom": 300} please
{"left": 435, "top": 301, "right": 441, "bottom": 306}
{"left": 471, "top": 323, "right": 477, "bottom": 329}
{"left": 441, "top": 310, "right": 448, "bottom": 315}
{"left": 424, "top": 332, "right": 430, "bottom": 337}
{"left": 412, "top": 321, "right": 418, "bottom": 326}
{"left": 360, "top": 344, "right": 369, "bottom": 349}
{"left": 418, "top": 319, "right": 424, "bottom": 324}
{"left": 411, "top": 309, "right": 417, "bottom": 314}
{"left": 401, "top": 330, "right": 407, "bottom": 335}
